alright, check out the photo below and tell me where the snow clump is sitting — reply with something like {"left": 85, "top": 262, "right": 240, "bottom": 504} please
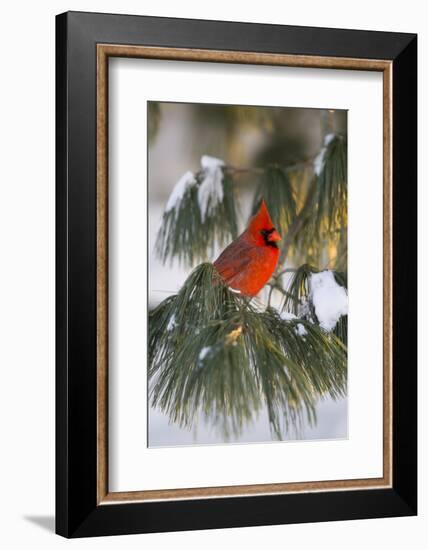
{"left": 309, "top": 270, "right": 348, "bottom": 332}
{"left": 165, "top": 171, "right": 196, "bottom": 214}
{"left": 198, "top": 346, "right": 211, "bottom": 361}
{"left": 313, "top": 133, "right": 335, "bottom": 176}
{"left": 197, "top": 155, "right": 225, "bottom": 222}
{"left": 166, "top": 313, "right": 177, "bottom": 332}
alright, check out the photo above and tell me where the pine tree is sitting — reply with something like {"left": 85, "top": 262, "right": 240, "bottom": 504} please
{"left": 149, "top": 105, "right": 348, "bottom": 440}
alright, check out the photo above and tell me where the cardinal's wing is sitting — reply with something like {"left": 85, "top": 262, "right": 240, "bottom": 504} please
{"left": 213, "top": 240, "right": 253, "bottom": 284}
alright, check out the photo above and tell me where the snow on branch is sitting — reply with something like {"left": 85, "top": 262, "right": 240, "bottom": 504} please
{"left": 313, "top": 133, "right": 335, "bottom": 176}
{"left": 279, "top": 264, "right": 348, "bottom": 343}
{"left": 165, "top": 171, "right": 196, "bottom": 214}
{"left": 310, "top": 270, "right": 348, "bottom": 332}
{"left": 155, "top": 156, "right": 238, "bottom": 266}
{"left": 197, "top": 155, "right": 225, "bottom": 222}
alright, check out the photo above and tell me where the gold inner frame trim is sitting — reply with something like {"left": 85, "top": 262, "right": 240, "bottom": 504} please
{"left": 96, "top": 44, "right": 393, "bottom": 505}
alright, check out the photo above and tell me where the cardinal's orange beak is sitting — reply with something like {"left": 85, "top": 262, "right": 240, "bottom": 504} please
{"left": 267, "top": 229, "right": 281, "bottom": 243}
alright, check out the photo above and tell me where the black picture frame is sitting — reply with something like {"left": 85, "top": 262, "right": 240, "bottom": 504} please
{"left": 56, "top": 11, "right": 417, "bottom": 538}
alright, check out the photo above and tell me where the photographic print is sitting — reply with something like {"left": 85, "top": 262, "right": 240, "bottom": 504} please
{"left": 56, "top": 14, "right": 417, "bottom": 536}
{"left": 148, "top": 102, "right": 348, "bottom": 447}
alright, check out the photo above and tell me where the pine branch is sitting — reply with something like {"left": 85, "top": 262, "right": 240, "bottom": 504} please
{"left": 273, "top": 134, "right": 347, "bottom": 270}
{"left": 277, "top": 175, "right": 319, "bottom": 266}
{"left": 280, "top": 264, "right": 348, "bottom": 345}
{"left": 149, "top": 263, "right": 347, "bottom": 439}
{"left": 314, "top": 134, "right": 347, "bottom": 232}
{"left": 155, "top": 170, "right": 238, "bottom": 267}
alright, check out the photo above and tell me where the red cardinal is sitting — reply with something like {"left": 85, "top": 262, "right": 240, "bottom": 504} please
{"left": 213, "top": 200, "right": 281, "bottom": 296}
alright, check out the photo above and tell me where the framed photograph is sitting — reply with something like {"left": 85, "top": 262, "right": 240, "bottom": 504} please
{"left": 56, "top": 11, "right": 417, "bottom": 538}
